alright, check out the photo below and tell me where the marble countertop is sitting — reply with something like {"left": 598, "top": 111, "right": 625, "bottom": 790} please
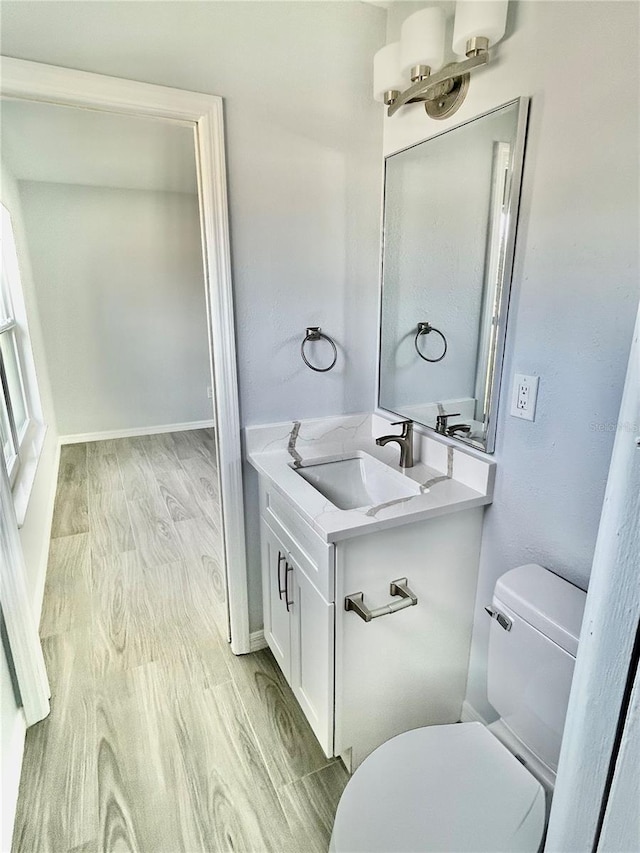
{"left": 245, "top": 414, "right": 495, "bottom": 543}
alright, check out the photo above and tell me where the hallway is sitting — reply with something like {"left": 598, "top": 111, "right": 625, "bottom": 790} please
{"left": 12, "top": 430, "right": 347, "bottom": 852}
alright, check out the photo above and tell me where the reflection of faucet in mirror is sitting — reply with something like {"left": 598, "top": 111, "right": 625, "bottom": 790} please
{"left": 435, "top": 412, "right": 460, "bottom": 435}
{"left": 447, "top": 423, "right": 472, "bottom": 437}
{"left": 376, "top": 420, "right": 414, "bottom": 468}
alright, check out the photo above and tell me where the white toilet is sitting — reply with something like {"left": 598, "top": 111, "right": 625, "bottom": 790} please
{"left": 330, "top": 564, "right": 586, "bottom": 853}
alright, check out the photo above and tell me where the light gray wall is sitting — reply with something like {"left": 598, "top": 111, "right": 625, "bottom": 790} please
{"left": 385, "top": 1, "right": 639, "bottom": 720}
{"left": 2, "top": 99, "right": 198, "bottom": 193}
{"left": 0, "top": 1, "right": 386, "bottom": 629}
{"left": 19, "top": 181, "right": 211, "bottom": 436}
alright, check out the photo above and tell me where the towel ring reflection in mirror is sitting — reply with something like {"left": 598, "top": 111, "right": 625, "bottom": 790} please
{"left": 301, "top": 327, "right": 338, "bottom": 372}
{"left": 414, "top": 322, "right": 448, "bottom": 363}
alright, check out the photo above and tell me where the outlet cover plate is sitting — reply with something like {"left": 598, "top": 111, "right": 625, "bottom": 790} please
{"left": 511, "top": 374, "right": 539, "bottom": 421}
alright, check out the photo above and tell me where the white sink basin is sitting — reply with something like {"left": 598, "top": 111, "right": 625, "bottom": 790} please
{"left": 295, "top": 453, "right": 421, "bottom": 510}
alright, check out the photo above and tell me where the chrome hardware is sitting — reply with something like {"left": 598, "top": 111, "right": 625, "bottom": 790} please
{"left": 387, "top": 51, "right": 488, "bottom": 120}
{"left": 447, "top": 423, "right": 471, "bottom": 437}
{"left": 435, "top": 412, "right": 461, "bottom": 435}
{"left": 277, "top": 551, "right": 286, "bottom": 600}
{"left": 410, "top": 64, "right": 431, "bottom": 83}
{"left": 375, "top": 420, "right": 414, "bottom": 468}
{"left": 465, "top": 36, "right": 489, "bottom": 58}
{"left": 300, "top": 327, "right": 338, "bottom": 373}
{"left": 383, "top": 89, "right": 401, "bottom": 107}
{"left": 284, "top": 561, "right": 293, "bottom": 612}
{"left": 345, "top": 578, "right": 418, "bottom": 622}
{"left": 485, "top": 605, "right": 512, "bottom": 631}
{"left": 414, "top": 322, "right": 448, "bottom": 363}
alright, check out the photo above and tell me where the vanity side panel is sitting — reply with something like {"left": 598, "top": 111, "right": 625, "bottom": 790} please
{"left": 334, "top": 507, "right": 484, "bottom": 768}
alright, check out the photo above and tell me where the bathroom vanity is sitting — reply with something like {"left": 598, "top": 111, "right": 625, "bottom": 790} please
{"left": 246, "top": 413, "right": 495, "bottom": 768}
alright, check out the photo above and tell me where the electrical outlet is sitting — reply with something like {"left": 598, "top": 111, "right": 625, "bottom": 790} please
{"left": 511, "top": 374, "right": 539, "bottom": 421}
{"left": 207, "top": 386, "right": 213, "bottom": 399}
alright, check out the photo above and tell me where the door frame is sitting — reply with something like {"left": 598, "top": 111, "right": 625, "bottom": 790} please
{"left": 546, "top": 303, "right": 640, "bottom": 850}
{"left": 0, "top": 56, "right": 251, "bottom": 653}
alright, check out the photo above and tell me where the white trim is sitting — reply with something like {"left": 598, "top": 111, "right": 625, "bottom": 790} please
{"left": 460, "top": 700, "right": 489, "bottom": 726}
{"left": 13, "top": 422, "right": 47, "bottom": 527}
{"left": 546, "top": 303, "right": 640, "bottom": 851}
{"left": 33, "top": 440, "right": 61, "bottom": 620}
{"left": 59, "top": 420, "right": 215, "bottom": 445}
{"left": 0, "top": 459, "right": 50, "bottom": 727}
{"left": 249, "top": 630, "right": 268, "bottom": 653}
{"left": 0, "top": 57, "right": 250, "bottom": 654}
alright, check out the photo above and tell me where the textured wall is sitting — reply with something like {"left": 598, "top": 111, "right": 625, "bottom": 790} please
{"left": 385, "top": 1, "right": 639, "bottom": 720}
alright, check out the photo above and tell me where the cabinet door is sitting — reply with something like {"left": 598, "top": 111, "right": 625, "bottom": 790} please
{"left": 260, "top": 519, "right": 291, "bottom": 681}
{"left": 289, "top": 557, "right": 335, "bottom": 757}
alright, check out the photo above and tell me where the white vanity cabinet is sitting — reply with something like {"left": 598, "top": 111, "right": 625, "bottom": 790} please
{"left": 260, "top": 488, "right": 335, "bottom": 757}
{"left": 258, "top": 475, "right": 485, "bottom": 770}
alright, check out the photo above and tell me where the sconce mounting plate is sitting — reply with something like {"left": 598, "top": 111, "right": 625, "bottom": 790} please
{"left": 424, "top": 66, "right": 470, "bottom": 120}
{"left": 387, "top": 51, "right": 487, "bottom": 119}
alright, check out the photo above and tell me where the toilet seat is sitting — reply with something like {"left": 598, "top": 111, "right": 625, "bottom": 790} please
{"left": 330, "top": 722, "right": 546, "bottom": 853}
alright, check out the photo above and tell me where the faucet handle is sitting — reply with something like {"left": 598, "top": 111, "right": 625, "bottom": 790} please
{"left": 391, "top": 419, "right": 413, "bottom": 435}
{"left": 435, "top": 412, "right": 461, "bottom": 434}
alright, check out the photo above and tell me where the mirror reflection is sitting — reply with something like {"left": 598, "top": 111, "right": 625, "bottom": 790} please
{"left": 378, "top": 100, "right": 527, "bottom": 452}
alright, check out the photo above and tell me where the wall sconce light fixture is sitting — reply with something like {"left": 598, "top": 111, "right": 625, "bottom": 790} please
{"left": 373, "top": 0, "right": 508, "bottom": 120}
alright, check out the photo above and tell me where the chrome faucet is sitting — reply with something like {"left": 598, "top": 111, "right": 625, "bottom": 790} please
{"left": 447, "top": 423, "right": 472, "bottom": 437}
{"left": 435, "top": 412, "right": 460, "bottom": 435}
{"left": 375, "top": 420, "right": 414, "bottom": 468}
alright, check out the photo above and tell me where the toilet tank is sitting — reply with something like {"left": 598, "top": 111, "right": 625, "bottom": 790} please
{"left": 487, "top": 564, "right": 586, "bottom": 777}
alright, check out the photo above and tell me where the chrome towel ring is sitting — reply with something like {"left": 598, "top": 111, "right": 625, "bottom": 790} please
{"left": 301, "top": 327, "right": 338, "bottom": 373}
{"left": 414, "top": 321, "right": 447, "bottom": 363}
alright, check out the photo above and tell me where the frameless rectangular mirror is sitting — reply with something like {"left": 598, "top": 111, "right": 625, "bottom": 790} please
{"left": 378, "top": 98, "right": 529, "bottom": 453}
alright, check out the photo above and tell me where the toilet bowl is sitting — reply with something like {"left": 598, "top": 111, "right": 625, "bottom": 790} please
{"left": 330, "top": 564, "right": 586, "bottom": 853}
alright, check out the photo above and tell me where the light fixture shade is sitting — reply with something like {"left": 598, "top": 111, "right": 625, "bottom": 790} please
{"left": 400, "top": 7, "right": 446, "bottom": 76}
{"left": 452, "top": 0, "right": 508, "bottom": 56}
{"left": 373, "top": 42, "right": 404, "bottom": 102}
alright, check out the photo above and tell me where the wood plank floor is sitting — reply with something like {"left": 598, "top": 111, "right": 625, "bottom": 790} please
{"left": 12, "top": 429, "right": 348, "bottom": 853}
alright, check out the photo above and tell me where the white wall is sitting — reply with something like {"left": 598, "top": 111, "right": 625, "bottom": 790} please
{"left": 385, "top": 1, "right": 639, "bottom": 721}
{"left": 19, "top": 181, "right": 212, "bottom": 437}
{"left": 0, "top": 163, "right": 59, "bottom": 853}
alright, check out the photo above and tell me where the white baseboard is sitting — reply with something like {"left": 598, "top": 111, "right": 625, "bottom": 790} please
{"left": 59, "top": 420, "right": 215, "bottom": 445}
{"left": 249, "top": 630, "right": 268, "bottom": 652}
{"left": 461, "top": 700, "right": 490, "bottom": 725}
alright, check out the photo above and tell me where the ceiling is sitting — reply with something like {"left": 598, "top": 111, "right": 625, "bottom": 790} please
{"left": 1, "top": 98, "right": 198, "bottom": 194}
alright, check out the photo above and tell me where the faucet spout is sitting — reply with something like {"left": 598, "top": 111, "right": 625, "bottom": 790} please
{"left": 375, "top": 420, "right": 414, "bottom": 468}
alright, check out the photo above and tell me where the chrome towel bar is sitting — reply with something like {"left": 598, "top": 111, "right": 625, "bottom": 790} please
{"left": 345, "top": 578, "right": 418, "bottom": 622}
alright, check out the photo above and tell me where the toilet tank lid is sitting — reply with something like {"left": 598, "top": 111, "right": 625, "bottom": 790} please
{"left": 494, "top": 564, "right": 587, "bottom": 657}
